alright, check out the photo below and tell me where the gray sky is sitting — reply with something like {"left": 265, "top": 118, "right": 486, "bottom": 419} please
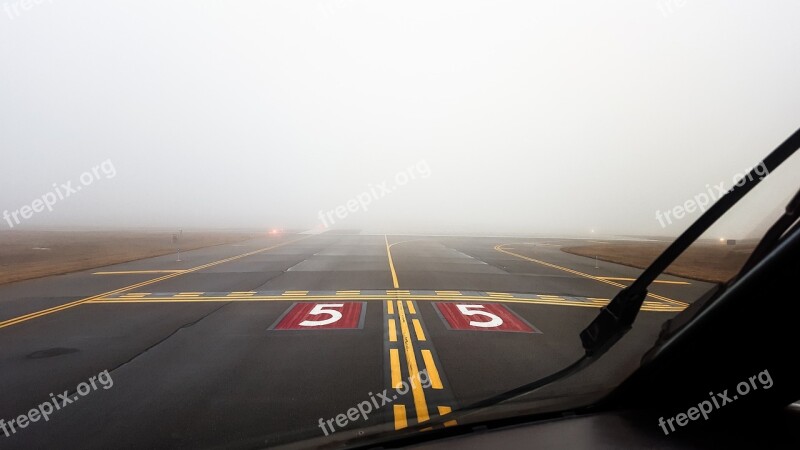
{"left": 2, "top": 0, "right": 799, "bottom": 237}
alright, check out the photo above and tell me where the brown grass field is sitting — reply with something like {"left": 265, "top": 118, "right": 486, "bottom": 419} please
{"left": 0, "top": 230, "right": 264, "bottom": 285}
{"left": 561, "top": 240, "right": 758, "bottom": 283}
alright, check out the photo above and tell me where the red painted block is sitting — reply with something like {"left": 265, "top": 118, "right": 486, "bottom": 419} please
{"left": 434, "top": 302, "right": 539, "bottom": 333}
{"left": 271, "top": 302, "right": 365, "bottom": 330}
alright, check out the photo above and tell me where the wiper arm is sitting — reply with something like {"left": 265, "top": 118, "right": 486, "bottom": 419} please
{"left": 581, "top": 126, "right": 800, "bottom": 356}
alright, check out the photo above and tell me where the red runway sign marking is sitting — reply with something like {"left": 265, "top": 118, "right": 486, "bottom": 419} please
{"left": 434, "top": 302, "right": 539, "bottom": 333}
{"left": 270, "top": 302, "right": 366, "bottom": 330}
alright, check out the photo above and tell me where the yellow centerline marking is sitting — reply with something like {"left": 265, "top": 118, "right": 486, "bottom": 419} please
{"left": 388, "top": 319, "right": 398, "bottom": 342}
{"left": 397, "top": 300, "right": 429, "bottom": 423}
{"left": 406, "top": 300, "right": 416, "bottom": 314}
{"left": 494, "top": 244, "right": 689, "bottom": 307}
{"left": 92, "top": 270, "right": 187, "bottom": 275}
{"left": 384, "top": 235, "right": 400, "bottom": 289}
{"left": 387, "top": 300, "right": 394, "bottom": 315}
{"left": 390, "top": 348, "right": 402, "bottom": 388}
{"left": 0, "top": 235, "right": 314, "bottom": 330}
{"left": 412, "top": 319, "right": 426, "bottom": 341}
{"left": 421, "top": 350, "right": 443, "bottom": 389}
{"left": 393, "top": 405, "right": 408, "bottom": 430}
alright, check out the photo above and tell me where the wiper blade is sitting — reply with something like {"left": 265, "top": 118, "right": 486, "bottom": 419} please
{"left": 581, "top": 126, "right": 800, "bottom": 356}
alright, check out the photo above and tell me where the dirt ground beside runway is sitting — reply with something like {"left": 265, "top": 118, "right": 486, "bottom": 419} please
{"left": 561, "top": 240, "right": 758, "bottom": 283}
{"left": 0, "top": 229, "right": 264, "bottom": 285}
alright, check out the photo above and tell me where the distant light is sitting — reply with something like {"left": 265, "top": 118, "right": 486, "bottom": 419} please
{"left": 719, "top": 237, "right": 725, "bottom": 242}
{"left": 269, "top": 229, "right": 280, "bottom": 235}
{"left": 590, "top": 229, "right": 595, "bottom": 233}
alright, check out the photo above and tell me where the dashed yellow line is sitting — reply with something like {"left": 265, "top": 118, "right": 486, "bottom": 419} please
{"left": 387, "top": 300, "right": 394, "bottom": 315}
{"left": 406, "top": 301, "right": 416, "bottom": 314}
{"left": 91, "top": 294, "right": 684, "bottom": 312}
{"left": 388, "top": 319, "right": 397, "bottom": 342}
{"left": 390, "top": 348, "right": 402, "bottom": 388}
{"left": 412, "top": 319, "right": 426, "bottom": 341}
{"left": 282, "top": 290, "right": 308, "bottom": 296}
{"left": 421, "top": 350, "right": 443, "bottom": 389}
{"left": 228, "top": 292, "right": 255, "bottom": 297}
{"left": 437, "top": 406, "right": 457, "bottom": 427}
{"left": 393, "top": 405, "right": 408, "bottom": 430}
{"left": 494, "top": 244, "right": 689, "bottom": 307}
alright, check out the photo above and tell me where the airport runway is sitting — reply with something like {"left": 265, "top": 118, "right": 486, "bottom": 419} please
{"left": 0, "top": 232, "right": 713, "bottom": 448}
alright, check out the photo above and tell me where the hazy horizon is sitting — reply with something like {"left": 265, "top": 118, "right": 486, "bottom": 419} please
{"left": 3, "top": 1, "right": 800, "bottom": 239}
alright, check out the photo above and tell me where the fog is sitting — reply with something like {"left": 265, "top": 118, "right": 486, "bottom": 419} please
{"left": 2, "top": 1, "right": 799, "bottom": 238}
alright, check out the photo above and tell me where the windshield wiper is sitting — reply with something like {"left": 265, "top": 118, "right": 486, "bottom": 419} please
{"left": 342, "top": 127, "right": 800, "bottom": 448}
{"left": 580, "top": 126, "right": 800, "bottom": 356}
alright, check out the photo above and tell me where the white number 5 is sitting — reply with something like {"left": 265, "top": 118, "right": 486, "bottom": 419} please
{"left": 299, "top": 303, "right": 344, "bottom": 327}
{"left": 456, "top": 304, "right": 503, "bottom": 328}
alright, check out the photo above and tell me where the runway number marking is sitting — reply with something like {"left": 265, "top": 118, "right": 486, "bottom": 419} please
{"left": 270, "top": 302, "right": 366, "bottom": 330}
{"left": 434, "top": 302, "right": 540, "bottom": 333}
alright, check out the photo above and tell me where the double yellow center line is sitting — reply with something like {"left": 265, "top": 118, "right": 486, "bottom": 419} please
{"left": 386, "top": 299, "right": 454, "bottom": 430}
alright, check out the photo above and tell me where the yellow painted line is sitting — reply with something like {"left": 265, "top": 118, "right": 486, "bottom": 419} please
{"left": 387, "top": 300, "right": 394, "bottom": 315}
{"left": 384, "top": 235, "right": 400, "bottom": 289}
{"left": 89, "top": 295, "right": 685, "bottom": 312}
{"left": 120, "top": 293, "right": 149, "bottom": 297}
{"left": 421, "top": 350, "right": 443, "bottom": 389}
{"left": 406, "top": 301, "right": 416, "bottom": 314}
{"left": 494, "top": 244, "right": 689, "bottom": 307}
{"left": 282, "top": 291, "right": 308, "bottom": 296}
{"left": 412, "top": 319, "right": 426, "bottom": 341}
{"left": 435, "top": 291, "right": 461, "bottom": 296}
{"left": 0, "top": 235, "right": 314, "bottom": 330}
{"left": 175, "top": 292, "right": 203, "bottom": 297}
{"left": 393, "top": 405, "right": 408, "bottom": 430}
{"left": 227, "top": 292, "right": 255, "bottom": 297}
{"left": 437, "top": 406, "right": 457, "bottom": 427}
{"left": 598, "top": 277, "right": 690, "bottom": 285}
{"left": 336, "top": 290, "right": 360, "bottom": 295}
{"left": 487, "top": 292, "right": 514, "bottom": 297}
{"left": 390, "top": 348, "right": 402, "bottom": 388}
{"left": 388, "top": 319, "right": 397, "bottom": 342}
{"left": 92, "top": 270, "right": 186, "bottom": 275}
{"left": 397, "top": 300, "right": 430, "bottom": 423}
